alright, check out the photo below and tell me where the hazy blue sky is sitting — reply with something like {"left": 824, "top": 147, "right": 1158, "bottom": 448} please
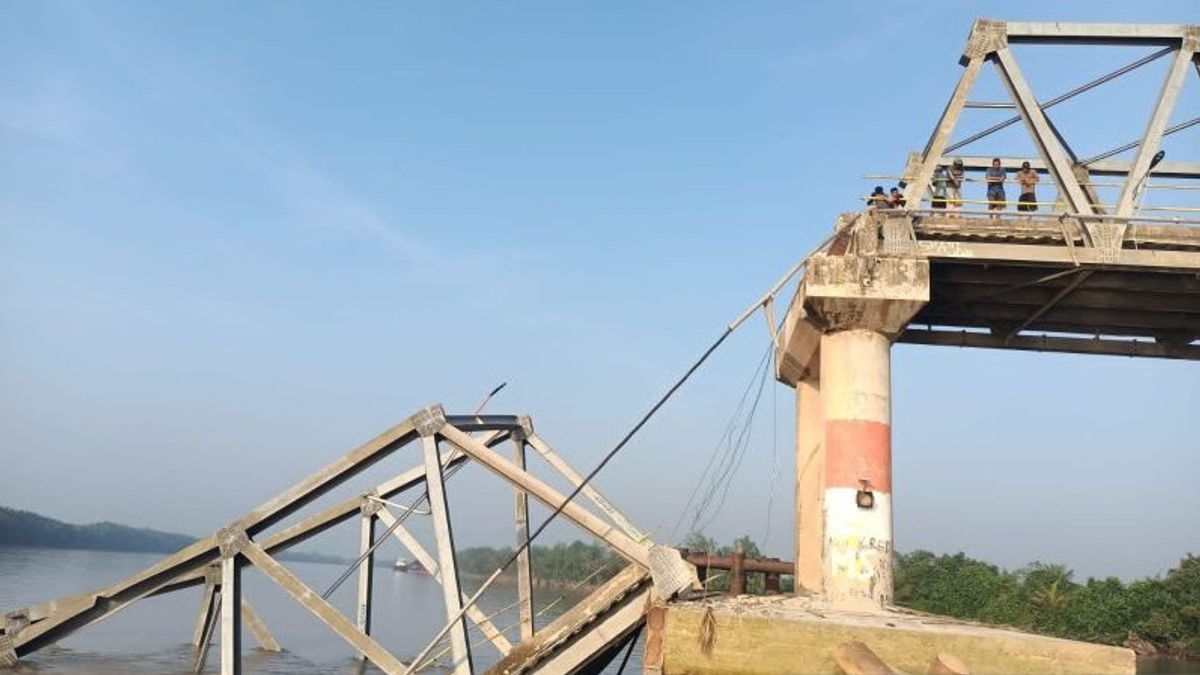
{"left": 2, "top": 2, "right": 1197, "bottom": 582}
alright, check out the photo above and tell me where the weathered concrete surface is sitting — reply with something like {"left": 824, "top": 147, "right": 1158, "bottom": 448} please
{"left": 803, "top": 254, "right": 931, "bottom": 336}
{"left": 659, "top": 596, "right": 1134, "bottom": 675}
{"left": 820, "top": 329, "right": 893, "bottom": 611}
{"left": 793, "top": 375, "right": 824, "bottom": 595}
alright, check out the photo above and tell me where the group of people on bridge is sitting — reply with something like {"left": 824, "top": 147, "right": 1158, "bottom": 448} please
{"left": 869, "top": 157, "right": 1042, "bottom": 218}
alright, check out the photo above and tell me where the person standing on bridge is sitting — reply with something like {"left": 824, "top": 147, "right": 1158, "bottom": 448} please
{"left": 1016, "top": 161, "right": 1039, "bottom": 214}
{"left": 868, "top": 185, "right": 890, "bottom": 209}
{"left": 931, "top": 165, "right": 950, "bottom": 209}
{"left": 948, "top": 158, "right": 965, "bottom": 210}
{"left": 986, "top": 157, "right": 1006, "bottom": 219}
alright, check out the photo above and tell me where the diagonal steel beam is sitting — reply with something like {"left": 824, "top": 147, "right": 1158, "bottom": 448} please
{"left": 526, "top": 433, "right": 647, "bottom": 543}
{"left": 375, "top": 507, "right": 514, "bottom": 655}
{"left": 903, "top": 56, "right": 984, "bottom": 206}
{"left": 1005, "top": 270, "right": 1095, "bottom": 340}
{"left": 1116, "top": 44, "right": 1197, "bottom": 215}
{"left": 240, "top": 601, "right": 280, "bottom": 652}
{"left": 437, "top": 423, "right": 650, "bottom": 567}
{"left": 991, "top": 47, "right": 1094, "bottom": 214}
{"left": 241, "top": 540, "right": 410, "bottom": 674}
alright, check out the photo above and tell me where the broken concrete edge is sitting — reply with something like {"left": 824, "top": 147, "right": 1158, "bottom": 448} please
{"left": 776, "top": 253, "right": 931, "bottom": 386}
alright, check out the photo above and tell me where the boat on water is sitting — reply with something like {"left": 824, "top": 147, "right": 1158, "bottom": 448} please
{"left": 393, "top": 557, "right": 430, "bottom": 574}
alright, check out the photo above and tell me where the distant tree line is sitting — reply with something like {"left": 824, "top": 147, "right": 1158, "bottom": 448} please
{"left": 894, "top": 550, "right": 1200, "bottom": 659}
{"left": 457, "top": 540, "right": 625, "bottom": 587}
{"left": 0, "top": 506, "right": 352, "bottom": 566}
{"left": 0, "top": 506, "right": 195, "bottom": 553}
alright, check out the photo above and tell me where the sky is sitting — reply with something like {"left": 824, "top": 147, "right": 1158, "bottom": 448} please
{"left": 1, "top": 1, "right": 1197, "bottom": 582}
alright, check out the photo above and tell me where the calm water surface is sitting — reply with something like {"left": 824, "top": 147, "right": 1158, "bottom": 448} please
{"left": 0, "top": 547, "right": 636, "bottom": 674}
{"left": 4, "top": 548, "right": 1195, "bottom": 674}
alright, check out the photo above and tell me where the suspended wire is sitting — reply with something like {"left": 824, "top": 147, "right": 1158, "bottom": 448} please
{"left": 668, "top": 339, "right": 773, "bottom": 544}
{"left": 404, "top": 327, "right": 739, "bottom": 673}
{"left": 616, "top": 625, "right": 644, "bottom": 674}
{"left": 694, "top": 343, "right": 772, "bottom": 536}
{"left": 669, "top": 340, "right": 772, "bottom": 541}
{"left": 405, "top": 233, "right": 843, "bottom": 674}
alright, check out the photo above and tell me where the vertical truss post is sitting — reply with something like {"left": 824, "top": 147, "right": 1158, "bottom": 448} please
{"left": 240, "top": 540, "right": 409, "bottom": 674}
{"left": 991, "top": 46, "right": 1093, "bottom": 214}
{"left": 511, "top": 419, "right": 535, "bottom": 641}
{"left": 1116, "top": 41, "right": 1196, "bottom": 215}
{"left": 218, "top": 532, "right": 244, "bottom": 675}
{"left": 190, "top": 573, "right": 218, "bottom": 647}
{"left": 375, "top": 506, "right": 513, "bottom": 655}
{"left": 193, "top": 592, "right": 220, "bottom": 673}
{"left": 416, "top": 410, "right": 472, "bottom": 675}
{"left": 355, "top": 497, "right": 379, "bottom": 659}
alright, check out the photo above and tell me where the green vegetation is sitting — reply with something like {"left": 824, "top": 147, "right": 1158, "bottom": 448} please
{"left": 457, "top": 540, "right": 625, "bottom": 586}
{"left": 895, "top": 550, "right": 1200, "bottom": 659}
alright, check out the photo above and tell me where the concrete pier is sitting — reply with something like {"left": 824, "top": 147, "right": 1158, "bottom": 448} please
{"left": 781, "top": 253, "right": 928, "bottom": 609}
{"left": 820, "top": 328, "right": 894, "bottom": 610}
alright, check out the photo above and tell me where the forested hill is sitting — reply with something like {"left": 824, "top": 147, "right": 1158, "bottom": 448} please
{"left": 0, "top": 506, "right": 194, "bottom": 553}
{"left": 0, "top": 506, "right": 348, "bottom": 565}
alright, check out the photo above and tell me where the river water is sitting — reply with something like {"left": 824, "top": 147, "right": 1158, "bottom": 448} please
{"left": 0, "top": 547, "right": 633, "bottom": 674}
{"left": 2, "top": 547, "right": 1196, "bottom": 674}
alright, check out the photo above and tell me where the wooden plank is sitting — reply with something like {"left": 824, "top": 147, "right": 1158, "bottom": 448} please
{"left": 422, "top": 435, "right": 472, "bottom": 675}
{"left": 241, "top": 540, "right": 410, "bottom": 674}
{"left": 437, "top": 424, "right": 650, "bottom": 567}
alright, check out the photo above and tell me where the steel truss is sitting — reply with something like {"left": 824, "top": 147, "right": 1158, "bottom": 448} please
{"left": 1, "top": 405, "right": 655, "bottom": 675}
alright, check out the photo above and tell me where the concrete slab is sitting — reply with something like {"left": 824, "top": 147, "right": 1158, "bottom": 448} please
{"left": 656, "top": 595, "right": 1133, "bottom": 675}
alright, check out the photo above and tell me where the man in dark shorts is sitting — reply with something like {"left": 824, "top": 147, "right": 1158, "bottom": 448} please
{"left": 1016, "top": 161, "right": 1039, "bottom": 213}
{"left": 986, "top": 157, "right": 1006, "bottom": 219}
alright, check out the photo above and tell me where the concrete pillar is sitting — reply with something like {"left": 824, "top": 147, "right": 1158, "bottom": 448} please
{"left": 794, "top": 374, "right": 824, "bottom": 595}
{"left": 820, "top": 328, "right": 893, "bottom": 610}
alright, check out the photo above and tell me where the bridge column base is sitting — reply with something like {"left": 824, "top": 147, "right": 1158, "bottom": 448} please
{"left": 652, "top": 597, "right": 1134, "bottom": 675}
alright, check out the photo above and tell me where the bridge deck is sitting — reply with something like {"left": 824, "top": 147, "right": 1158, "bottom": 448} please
{"left": 844, "top": 209, "right": 1200, "bottom": 359}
